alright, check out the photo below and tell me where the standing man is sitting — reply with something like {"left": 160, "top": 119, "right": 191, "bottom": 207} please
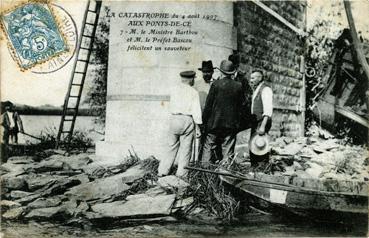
{"left": 194, "top": 60, "right": 215, "bottom": 161}
{"left": 228, "top": 52, "right": 252, "bottom": 109}
{"left": 249, "top": 69, "right": 273, "bottom": 166}
{"left": 201, "top": 60, "right": 245, "bottom": 164}
{"left": 228, "top": 52, "right": 253, "bottom": 130}
{"left": 194, "top": 60, "right": 215, "bottom": 112}
{"left": 158, "top": 71, "right": 202, "bottom": 178}
{"left": 1, "top": 102, "right": 24, "bottom": 144}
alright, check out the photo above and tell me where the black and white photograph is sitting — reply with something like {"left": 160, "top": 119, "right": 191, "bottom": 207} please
{"left": 1, "top": 0, "right": 368, "bottom": 237}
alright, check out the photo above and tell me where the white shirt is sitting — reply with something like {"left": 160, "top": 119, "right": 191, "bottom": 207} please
{"left": 251, "top": 82, "right": 273, "bottom": 117}
{"left": 6, "top": 111, "right": 15, "bottom": 128}
{"left": 169, "top": 83, "right": 202, "bottom": 124}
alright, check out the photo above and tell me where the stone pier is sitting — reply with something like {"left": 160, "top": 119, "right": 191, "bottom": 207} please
{"left": 96, "top": 2, "right": 235, "bottom": 160}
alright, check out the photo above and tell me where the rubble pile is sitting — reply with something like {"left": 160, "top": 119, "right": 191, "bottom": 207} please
{"left": 0, "top": 151, "right": 196, "bottom": 226}
{"left": 267, "top": 126, "right": 369, "bottom": 181}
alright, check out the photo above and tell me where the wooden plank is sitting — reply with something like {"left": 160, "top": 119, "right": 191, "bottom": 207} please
{"left": 335, "top": 106, "right": 368, "bottom": 128}
{"left": 344, "top": 1, "right": 369, "bottom": 83}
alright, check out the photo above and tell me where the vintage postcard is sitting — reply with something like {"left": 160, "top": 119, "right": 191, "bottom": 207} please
{"left": 1, "top": 0, "right": 368, "bottom": 237}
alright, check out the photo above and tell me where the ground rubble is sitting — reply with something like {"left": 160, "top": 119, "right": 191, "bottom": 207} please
{"left": 1, "top": 150, "right": 199, "bottom": 227}
{"left": 233, "top": 125, "right": 368, "bottom": 183}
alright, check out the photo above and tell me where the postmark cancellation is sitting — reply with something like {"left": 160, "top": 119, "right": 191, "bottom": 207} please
{"left": 1, "top": 1, "right": 68, "bottom": 70}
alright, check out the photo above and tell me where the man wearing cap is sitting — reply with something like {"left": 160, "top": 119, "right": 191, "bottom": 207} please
{"left": 201, "top": 60, "right": 245, "bottom": 164}
{"left": 158, "top": 70, "right": 202, "bottom": 178}
{"left": 249, "top": 69, "right": 273, "bottom": 166}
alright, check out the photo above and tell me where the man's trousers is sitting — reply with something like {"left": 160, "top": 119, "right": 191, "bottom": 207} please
{"left": 201, "top": 129, "right": 236, "bottom": 164}
{"left": 158, "top": 114, "right": 194, "bottom": 177}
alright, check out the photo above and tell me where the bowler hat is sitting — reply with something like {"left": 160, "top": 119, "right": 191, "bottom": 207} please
{"left": 198, "top": 61, "right": 215, "bottom": 72}
{"left": 180, "top": 70, "right": 196, "bottom": 78}
{"left": 249, "top": 133, "right": 271, "bottom": 156}
{"left": 218, "top": 60, "right": 236, "bottom": 75}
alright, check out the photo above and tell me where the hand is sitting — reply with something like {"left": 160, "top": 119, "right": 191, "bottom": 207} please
{"left": 257, "top": 127, "right": 265, "bottom": 136}
{"left": 196, "top": 130, "right": 202, "bottom": 138}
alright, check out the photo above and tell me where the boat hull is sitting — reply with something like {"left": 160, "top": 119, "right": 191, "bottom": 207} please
{"left": 219, "top": 173, "right": 368, "bottom": 223}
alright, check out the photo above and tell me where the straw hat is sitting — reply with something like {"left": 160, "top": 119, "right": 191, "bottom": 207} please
{"left": 249, "top": 133, "right": 271, "bottom": 156}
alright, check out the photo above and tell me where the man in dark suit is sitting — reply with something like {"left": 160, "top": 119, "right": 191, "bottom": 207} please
{"left": 201, "top": 60, "right": 246, "bottom": 164}
{"left": 228, "top": 52, "right": 252, "bottom": 110}
{"left": 228, "top": 52, "right": 253, "bottom": 132}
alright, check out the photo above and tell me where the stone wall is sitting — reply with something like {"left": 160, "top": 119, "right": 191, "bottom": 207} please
{"left": 234, "top": 1, "right": 306, "bottom": 138}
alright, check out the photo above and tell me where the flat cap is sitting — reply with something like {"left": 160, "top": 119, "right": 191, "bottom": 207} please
{"left": 180, "top": 70, "right": 196, "bottom": 78}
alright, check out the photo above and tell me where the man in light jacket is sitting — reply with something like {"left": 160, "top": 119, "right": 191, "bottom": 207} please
{"left": 158, "top": 71, "right": 202, "bottom": 178}
{"left": 249, "top": 69, "right": 273, "bottom": 166}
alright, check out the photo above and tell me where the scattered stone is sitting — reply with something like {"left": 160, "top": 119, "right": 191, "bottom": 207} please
{"left": 82, "top": 163, "right": 109, "bottom": 179}
{"left": 42, "top": 149, "right": 65, "bottom": 157}
{"left": 281, "top": 166, "right": 295, "bottom": 176}
{"left": 283, "top": 137, "right": 293, "bottom": 144}
{"left": 91, "top": 194, "right": 176, "bottom": 218}
{"left": 292, "top": 161, "right": 303, "bottom": 171}
{"left": 26, "top": 175, "right": 67, "bottom": 191}
{"left": 25, "top": 206, "right": 66, "bottom": 220}
{"left": 15, "top": 193, "right": 42, "bottom": 205}
{"left": 1, "top": 163, "right": 30, "bottom": 177}
{"left": 10, "top": 190, "right": 34, "bottom": 199}
{"left": 121, "top": 165, "right": 148, "bottom": 184}
{"left": 55, "top": 153, "right": 91, "bottom": 170}
{"left": 144, "top": 186, "right": 167, "bottom": 197}
{"left": 2, "top": 207, "right": 26, "bottom": 220}
{"left": 2, "top": 176, "right": 27, "bottom": 190}
{"left": 305, "top": 162, "right": 325, "bottom": 178}
{"left": 0, "top": 165, "right": 11, "bottom": 174}
{"left": 277, "top": 142, "right": 306, "bottom": 156}
{"left": 63, "top": 200, "right": 78, "bottom": 216}
{"left": 70, "top": 174, "right": 90, "bottom": 184}
{"left": 86, "top": 148, "right": 95, "bottom": 153}
{"left": 126, "top": 194, "right": 150, "bottom": 201}
{"left": 65, "top": 173, "right": 130, "bottom": 201}
{"left": 41, "top": 178, "right": 81, "bottom": 197}
{"left": 158, "top": 175, "right": 189, "bottom": 189}
{"left": 0, "top": 200, "right": 21, "bottom": 209}
{"left": 27, "top": 197, "right": 62, "bottom": 209}
{"left": 32, "top": 160, "right": 65, "bottom": 173}
{"left": 172, "top": 197, "right": 194, "bottom": 209}
{"left": 75, "top": 201, "right": 89, "bottom": 216}
{"left": 7, "top": 156, "right": 34, "bottom": 164}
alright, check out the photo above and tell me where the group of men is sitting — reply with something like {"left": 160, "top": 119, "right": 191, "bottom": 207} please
{"left": 158, "top": 53, "right": 274, "bottom": 178}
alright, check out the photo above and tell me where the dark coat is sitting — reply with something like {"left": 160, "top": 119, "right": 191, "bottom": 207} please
{"left": 234, "top": 71, "right": 252, "bottom": 111}
{"left": 202, "top": 76, "right": 246, "bottom": 133}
